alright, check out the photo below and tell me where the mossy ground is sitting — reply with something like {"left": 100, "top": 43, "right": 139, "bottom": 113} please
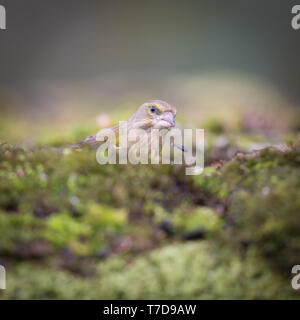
{"left": 0, "top": 107, "right": 300, "bottom": 299}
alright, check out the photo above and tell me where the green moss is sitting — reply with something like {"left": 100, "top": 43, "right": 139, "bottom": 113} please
{"left": 44, "top": 212, "right": 92, "bottom": 250}
{"left": 0, "top": 242, "right": 296, "bottom": 300}
{"left": 176, "top": 207, "right": 224, "bottom": 233}
{"left": 216, "top": 145, "right": 300, "bottom": 272}
{"left": 1, "top": 141, "right": 300, "bottom": 299}
{"left": 0, "top": 211, "right": 44, "bottom": 253}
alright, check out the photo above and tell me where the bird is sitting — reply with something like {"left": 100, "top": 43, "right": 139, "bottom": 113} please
{"left": 72, "top": 100, "right": 185, "bottom": 156}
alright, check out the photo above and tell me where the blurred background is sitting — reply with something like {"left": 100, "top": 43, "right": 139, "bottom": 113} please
{"left": 0, "top": 0, "right": 300, "bottom": 143}
{"left": 0, "top": 0, "right": 300, "bottom": 299}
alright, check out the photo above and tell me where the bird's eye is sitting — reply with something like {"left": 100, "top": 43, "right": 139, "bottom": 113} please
{"left": 150, "top": 106, "right": 156, "bottom": 113}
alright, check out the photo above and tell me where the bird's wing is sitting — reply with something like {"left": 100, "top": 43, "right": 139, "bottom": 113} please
{"left": 70, "top": 125, "right": 120, "bottom": 149}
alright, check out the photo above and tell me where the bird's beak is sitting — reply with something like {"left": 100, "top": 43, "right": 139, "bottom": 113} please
{"left": 160, "top": 112, "right": 175, "bottom": 128}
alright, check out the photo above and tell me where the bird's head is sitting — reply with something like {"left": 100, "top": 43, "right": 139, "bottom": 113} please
{"left": 130, "top": 100, "right": 177, "bottom": 130}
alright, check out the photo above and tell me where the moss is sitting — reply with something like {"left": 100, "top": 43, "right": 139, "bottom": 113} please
{"left": 0, "top": 242, "right": 296, "bottom": 300}
{"left": 0, "top": 211, "right": 44, "bottom": 253}
{"left": 216, "top": 144, "right": 300, "bottom": 272}
{"left": 1, "top": 141, "right": 300, "bottom": 299}
{"left": 176, "top": 207, "right": 224, "bottom": 233}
